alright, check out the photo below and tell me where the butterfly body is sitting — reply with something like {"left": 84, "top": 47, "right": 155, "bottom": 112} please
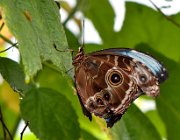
{"left": 73, "top": 48, "right": 168, "bottom": 127}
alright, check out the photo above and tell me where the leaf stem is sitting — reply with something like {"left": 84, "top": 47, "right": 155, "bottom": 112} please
{"left": 0, "top": 34, "right": 14, "bottom": 45}
{"left": 149, "top": 0, "right": 180, "bottom": 28}
{"left": 0, "top": 107, "right": 7, "bottom": 140}
{"left": 0, "top": 22, "right": 5, "bottom": 32}
{"left": 0, "top": 42, "right": 18, "bottom": 53}
{"left": 63, "top": 0, "right": 81, "bottom": 26}
{"left": 20, "top": 121, "right": 29, "bottom": 140}
{"left": 0, "top": 107, "right": 13, "bottom": 140}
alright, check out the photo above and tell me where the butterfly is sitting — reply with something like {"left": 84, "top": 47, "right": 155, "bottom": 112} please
{"left": 72, "top": 46, "right": 168, "bottom": 127}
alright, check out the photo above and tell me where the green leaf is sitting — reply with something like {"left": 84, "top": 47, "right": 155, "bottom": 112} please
{"left": 81, "top": 129, "right": 99, "bottom": 140}
{"left": 0, "top": 57, "right": 28, "bottom": 92}
{"left": 111, "top": 104, "right": 162, "bottom": 140}
{"left": 14, "top": 133, "right": 38, "bottom": 140}
{"left": 64, "top": 28, "right": 79, "bottom": 51}
{"left": 83, "top": 0, "right": 115, "bottom": 45}
{"left": 0, "top": 0, "right": 72, "bottom": 77}
{"left": 135, "top": 44, "right": 180, "bottom": 140}
{"left": 145, "top": 110, "right": 166, "bottom": 138}
{"left": 116, "top": 2, "right": 180, "bottom": 61}
{"left": 20, "top": 88, "right": 80, "bottom": 140}
{"left": 156, "top": 64, "right": 180, "bottom": 140}
{"left": 0, "top": 102, "right": 20, "bottom": 139}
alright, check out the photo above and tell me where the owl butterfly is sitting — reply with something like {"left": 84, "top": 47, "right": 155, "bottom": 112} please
{"left": 73, "top": 46, "right": 168, "bottom": 127}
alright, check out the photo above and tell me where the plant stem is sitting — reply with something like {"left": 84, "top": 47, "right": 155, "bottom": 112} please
{"left": 0, "top": 107, "right": 13, "bottom": 140}
{"left": 63, "top": 0, "right": 81, "bottom": 26}
{"left": 0, "top": 22, "right": 5, "bottom": 32}
{"left": 149, "top": 0, "right": 180, "bottom": 28}
{"left": 0, "top": 42, "right": 18, "bottom": 53}
{"left": 20, "top": 121, "right": 29, "bottom": 140}
{"left": 0, "top": 34, "right": 14, "bottom": 45}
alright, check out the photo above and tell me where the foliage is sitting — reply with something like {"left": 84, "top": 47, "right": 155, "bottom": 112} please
{"left": 0, "top": 0, "right": 180, "bottom": 140}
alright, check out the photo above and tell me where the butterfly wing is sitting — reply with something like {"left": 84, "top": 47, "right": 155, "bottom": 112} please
{"left": 74, "top": 48, "right": 168, "bottom": 127}
{"left": 75, "top": 54, "right": 140, "bottom": 127}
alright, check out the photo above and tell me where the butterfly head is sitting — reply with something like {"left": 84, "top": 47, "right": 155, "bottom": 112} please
{"left": 72, "top": 47, "right": 84, "bottom": 65}
{"left": 78, "top": 46, "right": 84, "bottom": 53}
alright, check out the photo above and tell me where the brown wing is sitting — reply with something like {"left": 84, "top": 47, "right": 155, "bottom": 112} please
{"left": 74, "top": 49, "right": 161, "bottom": 127}
{"left": 75, "top": 54, "right": 140, "bottom": 118}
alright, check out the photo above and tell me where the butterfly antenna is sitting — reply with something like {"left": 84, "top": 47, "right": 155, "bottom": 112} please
{"left": 81, "top": 19, "right": 85, "bottom": 50}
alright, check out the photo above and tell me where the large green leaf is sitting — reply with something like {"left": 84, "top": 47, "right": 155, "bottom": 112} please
{"left": 111, "top": 104, "right": 162, "bottom": 140}
{"left": 0, "top": 57, "right": 29, "bottom": 92}
{"left": 20, "top": 88, "right": 80, "bottom": 140}
{"left": 0, "top": 0, "right": 72, "bottom": 77}
{"left": 156, "top": 65, "right": 180, "bottom": 140}
{"left": 145, "top": 110, "right": 166, "bottom": 138}
{"left": 64, "top": 27, "right": 79, "bottom": 52}
{"left": 83, "top": 0, "right": 115, "bottom": 46}
{"left": 116, "top": 2, "right": 180, "bottom": 61}
{"left": 135, "top": 44, "right": 180, "bottom": 140}
{"left": 81, "top": 129, "right": 99, "bottom": 140}
{"left": 82, "top": 1, "right": 180, "bottom": 62}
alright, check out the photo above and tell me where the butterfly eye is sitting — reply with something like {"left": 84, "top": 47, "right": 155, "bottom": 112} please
{"left": 107, "top": 70, "right": 123, "bottom": 86}
{"left": 139, "top": 74, "right": 147, "bottom": 83}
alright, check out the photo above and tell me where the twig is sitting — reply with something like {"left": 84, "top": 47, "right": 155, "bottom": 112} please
{"left": 0, "top": 107, "right": 13, "bottom": 140}
{"left": 0, "top": 107, "right": 7, "bottom": 140}
{"left": 0, "top": 22, "right": 5, "bottom": 32}
{"left": 0, "top": 42, "right": 18, "bottom": 53}
{"left": 20, "top": 121, "right": 29, "bottom": 140}
{"left": 63, "top": 0, "right": 81, "bottom": 26}
{"left": 149, "top": 0, "right": 180, "bottom": 28}
{"left": 0, "top": 34, "right": 14, "bottom": 45}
